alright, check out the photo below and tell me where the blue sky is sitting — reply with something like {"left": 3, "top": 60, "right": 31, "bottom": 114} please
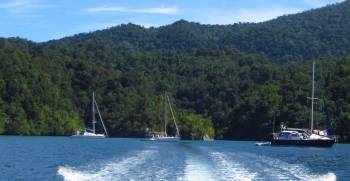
{"left": 0, "top": 0, "right": 344, "bottom": 42}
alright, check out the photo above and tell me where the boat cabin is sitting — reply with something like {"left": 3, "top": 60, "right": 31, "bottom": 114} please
{"left": 276, "top": 130, "right": 307, "bottom": 140}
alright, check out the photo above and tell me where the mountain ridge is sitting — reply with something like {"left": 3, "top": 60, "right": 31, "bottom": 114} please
{"left": 43, "top": 0, "right": 350, "bottom": 62}
{"left": 1, "top": 1, "right": 350, "bottom": 141}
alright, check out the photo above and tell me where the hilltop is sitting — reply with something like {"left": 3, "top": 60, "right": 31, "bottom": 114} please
{"left": 45, "top": 0, "right": 350, "bottom": 62}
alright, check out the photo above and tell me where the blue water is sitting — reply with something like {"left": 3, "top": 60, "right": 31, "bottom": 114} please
{"left": 0, "top": 136, "right": 349, "bottom": 180}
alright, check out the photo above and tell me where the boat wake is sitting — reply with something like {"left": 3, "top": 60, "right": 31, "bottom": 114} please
{"left": 57, "top": 145, "right": 336, "bottom": 181}
{"left": 210, "top": 151, "right": 336, "bottom": 181}
{"left": 57, "top": 150, "right": 155, "bottom": 181}
{"left": 210, "top": 151, "right": 257, "bottom": 181}
{"left": 247, "top": 153, "right": 336, "bottom": 181}
{"left": 180, "top": 150, "right": 216, "bottom": 181}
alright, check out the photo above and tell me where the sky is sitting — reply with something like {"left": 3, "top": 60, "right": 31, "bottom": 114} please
{"left": 0, "top": 0, "right": 344, "bottom": 42}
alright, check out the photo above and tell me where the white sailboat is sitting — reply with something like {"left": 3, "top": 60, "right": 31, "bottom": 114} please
{"left": 145, "top": 95, "right": 180, "bottom": 141}
{"left": 71, "top": 92, "right": 108, "bottom": 138}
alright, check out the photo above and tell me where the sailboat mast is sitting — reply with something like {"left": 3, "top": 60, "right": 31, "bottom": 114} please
{"left": 92, "top": 92, "right": 96, "bottom": 134}
{"left": 310, "top": 61, "right": 315, "bottom": 132}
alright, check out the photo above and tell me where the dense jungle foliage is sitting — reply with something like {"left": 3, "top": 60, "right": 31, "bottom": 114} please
{"left": 1, "top": 1, "right": 350, "bottom": 141}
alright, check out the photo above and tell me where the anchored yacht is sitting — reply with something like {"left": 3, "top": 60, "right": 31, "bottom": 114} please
{"left": 143, "top": 95, "right": 180, "bottom": 142}
{"left": 271, "top": 61, "right": 335, "bottom": 147}
{"left": 71, "top": 92, "right": 108, "bottom": 138}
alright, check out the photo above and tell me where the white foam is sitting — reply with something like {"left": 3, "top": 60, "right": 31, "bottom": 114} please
{"left": 57, "top": 147, "right": 337, "bottom": 181}
{"left": 261, "top": 154, "right": 335, "bottom": 181}
{"left": 233, "top": 152, "right": 336, "bottom": 181}
{"left": 309, "top": 172, "right": 336, "bottom": 181}
{"left": 57, "top": 150, "right": 155, "bottom": 181}
{"left": 210, "top": 152, "right": 257, "bottom": 181}
{"left": 181, "top": 152, "right": 215, "bottom": 181}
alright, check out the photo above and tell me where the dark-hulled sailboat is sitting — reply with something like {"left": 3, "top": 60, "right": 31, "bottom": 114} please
{"left": 271, "top": 61, "right": 335, "bottom": 147}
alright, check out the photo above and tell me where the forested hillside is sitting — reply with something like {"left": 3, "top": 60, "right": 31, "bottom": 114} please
{"left": 1, "top": 1, "right": 350, "bottom": 141}
{"left": 0, "top": 38, "right": 81, "bottom": 135}
{"left": 45, "top": 0, "right": 350, "bottom": 62}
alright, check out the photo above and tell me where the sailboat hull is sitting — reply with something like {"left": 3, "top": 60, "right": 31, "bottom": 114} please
{"left": 155, "top": 137, "right": 179, "bottom": 142}
{"left": 70, "top": 132, "right": 106, "bottom": 138}
{"left": 70, "top": 135, "right": 106, "bottom": 138}
{"left": 271, "top": 139, "right": 335, "bottom": 147}
{"left": 141, "top": 137, "right": 180, "bottom": 142}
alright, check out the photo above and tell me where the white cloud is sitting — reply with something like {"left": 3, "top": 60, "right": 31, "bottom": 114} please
{"left": 83, "top": 6, "right": 179, "bottom": 15}
{"left": 83, "top": 6, "right": 124, "bottom": 13}
{"left": 0, "top": 0, "right": 54, "bottom": 15}
{"left": 0, "top": 0, "right": 33, "bottom": 8}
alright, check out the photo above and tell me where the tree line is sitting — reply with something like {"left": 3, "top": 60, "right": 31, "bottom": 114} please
{"left": 1, "top": 0, "right": 350, "bottom": 141}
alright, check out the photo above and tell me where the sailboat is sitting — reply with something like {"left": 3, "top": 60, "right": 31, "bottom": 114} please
{"left": 271, "top": 61, "right": 335, "bottom": 147}
{"left": 71, "top": 92, "right": 108, "bottom": 138}
{"left": 144, "top": 95, "right": 180, "bottom": 142}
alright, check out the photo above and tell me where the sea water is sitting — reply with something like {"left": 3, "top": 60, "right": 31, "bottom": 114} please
{"left": 0, "top": 136, "right": 349, "bottom": 180}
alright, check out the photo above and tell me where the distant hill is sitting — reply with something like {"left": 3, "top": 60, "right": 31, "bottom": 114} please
{"left": 1, "top": 1, "right": 350, "bottom": 141}
{"left": 44, "top": 0, "right": 350, "bottom": 62}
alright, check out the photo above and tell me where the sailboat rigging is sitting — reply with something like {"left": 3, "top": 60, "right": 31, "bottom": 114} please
{"left": 143, "top": 95, "right": 180, "bottom": 141}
